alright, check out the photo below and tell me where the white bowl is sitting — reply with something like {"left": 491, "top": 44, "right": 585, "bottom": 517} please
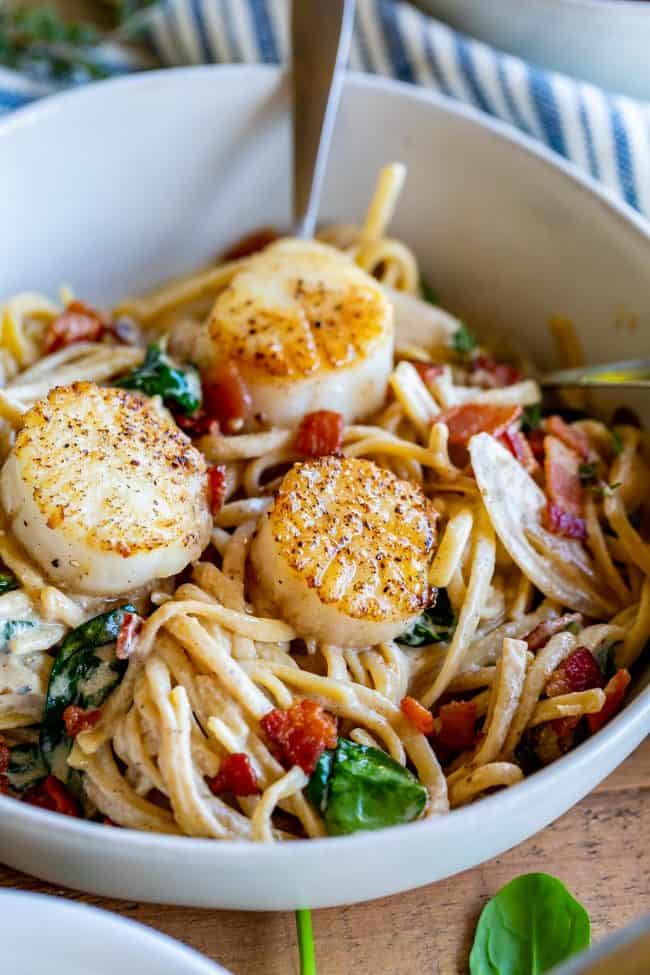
{"left": 0, "top": 889, "right": 229, "bottom": 973}
{"left": 415, "top": 0, "right": 650, "bottom": 100}
{"left": 0, "top": 66, "right": 648, "bottom": 910}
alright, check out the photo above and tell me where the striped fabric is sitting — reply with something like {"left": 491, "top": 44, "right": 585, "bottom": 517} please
{"left": 3, "top": 0, "right": 650, "bottom": 216}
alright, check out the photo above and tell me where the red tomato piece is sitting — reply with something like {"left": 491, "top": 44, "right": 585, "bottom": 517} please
{"left": 260, "top": 700, "right": 338, "bottom": 775}
{"left": 543, "top": 502, "right": 587, "bottom": 540}
{"left": 24, "top": 775, "right": 80, "bottom": 817}
{"left": 409, "top": 361, "right": 445, "bottom": 386}
{"left": 222, "top": 227, "right": 278, "bottom": 261}
{"left": 525, "top": 613, "right": 582, "bottom": 652}
{"left": 545, "top": 646, "right": 605, "bottom": 697}
{"left": 498, "top": 427, "right": 539, "bottom": 474}
{"left": 209, "top": 753, "right": 260, "bottom": 797}
{"left": 400, "top": 696, "right": 434, "bottom": 735}
{"left": 545, "top": 415, "right": 589, "bottom": 460}
{"left": 433, "top": 700, "right": 478, "bottom": 751}
{"left": 436, "top": 404, "right": 522, "bottom": 447}
{"left": 62, "top": 705, "right": 103, "bottom": 738}
{"left": 116, "top": 611, "right": 143, "bottom": 661}
{"left": 295, "top": 410, "right": 344, "bottom": 457}
{"left": 203, "top": 361, "right": 252, "bottom": 432}
{"left": 44, "top": 300, "right": 105, "bottom": 354}
{"left": 587, "top": 669, "right": 631, "bottom": 734}
{"left": 470, "top": 355, "right": 523, "bottom": 387}
{"left": 208, "top": 464, "right": 228, "bottom": 515}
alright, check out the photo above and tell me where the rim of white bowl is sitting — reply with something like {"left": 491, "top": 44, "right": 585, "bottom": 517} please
{"left": 0, "top": 889, "right": 230, "bottom": 973}
{"left": 0, "top": 64, "right": 648, "bottom": 862}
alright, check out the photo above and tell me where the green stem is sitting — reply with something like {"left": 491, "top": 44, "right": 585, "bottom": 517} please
{"left": 295, "top": 909, "right": 317, "bottom": 975}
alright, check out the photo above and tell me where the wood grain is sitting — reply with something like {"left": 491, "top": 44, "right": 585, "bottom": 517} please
{"left": 1, "top": 737, "right": 648, "bottom": 975}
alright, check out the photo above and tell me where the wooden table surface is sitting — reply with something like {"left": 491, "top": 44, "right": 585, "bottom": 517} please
{"left": 1, "top": 737, "right": 648, "bottom": 974}
{"left": 5, "top": 3, "right": 649, "bottom": 971}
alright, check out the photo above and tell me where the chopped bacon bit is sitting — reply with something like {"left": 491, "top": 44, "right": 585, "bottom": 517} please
{"left": 409, "top": 361, "right": 445, "bottom": 385}
{"left": 546, "top": 415, "right": 589, "bottom": 460}
{"left": 543, "top": 502, "right": 587, "bottom": 540}
{"left": 544, "top": 435, "right": 583, "bottom": 518}
{"left": 260, "top": 700, "right": 338, "bottom": 775}
{"left": 0, "top": 739, "right": 9, "bottom": 775}
{"left": 528, "top": 428, "right": 546, "bottom": 462}
{"left": 436, "top": 404, "right": 523, "bottom": 447}
{"left": 173, "top": 410, "right": 219, "bottom": 438}
{"left": 62, "top": 705, "right": 103, "bottom": 738}
{"left": 433, "top": 700, "right": 478, "bottom": 751}
{"left": 0, "top": 775, "right": 8, "bottom": 795}
{"left": 400, "top": 696, "right": 434, "bottom": 735}
{"left": 551, "top": 715, "right": 581, "bottom": 741}
{"left": 587, "top": 669, "right": 631, "bottom": 734}
{"left": 222, "top": 227, "right": 278, "bottom": 261}
{"left": 546, "top": 646, "right": 605, "bottom": 697}
{"left": 44, "top": 300, "right": 106, "bottom": 354}
{"left": 209, "top": 753, "right": 260, "bottom": 797}
{"left": 116, "top": 611, "right": 143, "bottom": 661}
{"left": 295, "top": 410, "right": 344, "bottom": 457}
{"left": 525, "top": 613, "right": 583, "bottom": 652}
{"left": 499, "top": 427, "right": 539, "bottom": 474}
{"left": 470, "top": 355, "right": 523, "bottom": 388}
{"left": 24, "top": 775, "right": 79, "bottom": 817}
{"left": 203, "top": 361, "right": 252, "bottom": 432}
{"left": 208, "top": 464, "right": 228, "bottom": 515}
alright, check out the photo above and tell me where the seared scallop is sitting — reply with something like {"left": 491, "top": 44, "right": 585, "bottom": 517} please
{"left": 0, "top": 382, "right": 211, "bottom": 595}
{"left": 194, "top": 238, "right": 394, "bottom": 427}
{"left": 249, "top": 456, "right": 437, "bottom": 646}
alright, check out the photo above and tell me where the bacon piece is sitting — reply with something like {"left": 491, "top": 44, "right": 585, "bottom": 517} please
{"left": 44, "top": 300, "right": 105, "bottom": 354}
{"left": 173, "top": 410, "right": 219, "bottom": 438}
{"left": 550, "top": 715, "right": 581, "bottom": 741}
{"left": 260, "top": 700, "right": 338, "bottom": 775}
{"left": 436, "top": 404, "right": 522, "bottom": 447}
{"left": 525, "top": 613, "right": 582, "bottom": 652}
{"left": 24, "top": 775, "right": 79, "bottom": 817}
{"left": 587, "top": 669, "right": 631, "bottom": 734}
{"left": 0, "top": 738, "right": 9, "bottom": 795}
{"left": 543, "top": 502, "right": 587, "bottom": 540}
{"left": 203, "top": 361, "right": 252, "bottom": 432}
{"left": 222, "top": 227, "right": 278, "bottom": 261}
{"left": 545, "top": 646, "right": 605, "bottom": 697}
{"left": 400, "top": 695, "right": 434, "bottom": 735}
{"left": 209, "top": 753, "right": 259, "bottom": 796}
{"left": 409, "top": 361, "right": 445, "bottom": 386}
{"left": 499, "top": 427, "right": 539, "bottom": 474}
{"left": 116, "top": 611, "right": 143, "bottom": 661}
{"left": 528, "top": 428, "right": 546, "bottom": 462}
{"left": 62, "top": 705, "right": 103, "bottom": 738}
{"left": 208, "top": 464, "right": 228, "bottom": 515}
{"left": 544, "top": 435, "right": 583, "bottom": 518}
{"left": 433, "top": 699, "right": 478, "bottom": 751}
{"left": 546, "top": 415, "right": 589, "bottom": 460}
{"left": 470, "top": 355, "right": 523, "bottom": 388}
{"left": 295, "top": 410, "right": 344, "bottom": 457}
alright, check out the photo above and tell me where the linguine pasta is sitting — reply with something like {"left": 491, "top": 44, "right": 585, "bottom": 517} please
{"left": 0, "top": 164, "right": 648, "bottom": 842}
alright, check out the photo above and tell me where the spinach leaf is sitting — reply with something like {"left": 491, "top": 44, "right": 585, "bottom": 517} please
{"left": 307, "top": 739, "right": 427, "bottom": 836}
{"left": 452, "top": 323, "right": 477, "bottom": 357}
{"left": 40, "top": 605, "right": 134, "bottom": 782}
{"left": 6, "top": 743, "right": 47, "bottom": 792}
{"left": 469, "top": 873, "right": 590, "bottom": 974}
{"left": 420, "top": 278, "right": 439, "bottom": 306}
{"left": 0, "top": 571, "right": 19, "bottom": 595}
{"left": 521, "top": 403, "right": 542, "bottom": 432}
{"left": 396, "top": 589, "right": 455, "bottom": 647}
{"left": 116, "top": 342, "right": 202, "bottom": 415}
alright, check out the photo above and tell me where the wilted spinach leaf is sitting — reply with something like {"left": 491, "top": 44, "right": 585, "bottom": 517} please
{"left": 396, "top": 589, "right": 455, "bottom": 647}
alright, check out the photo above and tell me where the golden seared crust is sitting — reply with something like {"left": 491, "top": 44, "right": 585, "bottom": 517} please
{"left": 207, "top": 239, "right": 392, "bottom": 380}
{"left": 13, "top": 382, "right": 208, "bottom": 557}
{"left": 265, "top": 456, "right": 437, "bottom": 622}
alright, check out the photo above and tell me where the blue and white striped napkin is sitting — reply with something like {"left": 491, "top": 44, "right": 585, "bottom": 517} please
{"left": 2, "top": 0, "right": 650, "bottom": 216}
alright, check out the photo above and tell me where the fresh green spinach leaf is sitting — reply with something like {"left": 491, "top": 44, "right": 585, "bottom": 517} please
{"left": 116, "top": 343, "right": 202, "bottom": 415}
{"left": 40, "top": 605, "right": 134, "bottom": 781}
{"left": 452, "top": 323, "right": 477, "bottom": 357}
{"left": 307, "top": 738, "right": 427, "bottom": 836}
{"left": 469, "top": 873, "right": 590, "bottom": 974}
{"left": 0, "top": 571, "right": 19, "bottom": 595}
{"left": 521, "top": 403, "right": 543, "bottom": 432}
{"left": 396, "top": 589, "right": 455, "bottom": 647}
{"left": 6, "top": 743, "right": 48, "bottom": 792}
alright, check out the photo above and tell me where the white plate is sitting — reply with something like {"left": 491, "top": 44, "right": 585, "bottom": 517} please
{"left": 0, "top": 889, "right": 229, "bottom": 973}
{"left": 415, "top": 0, "right": 650, "bottom": 100}
{"left": 0, "top": 66, "right": 648, "bottom": 909}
